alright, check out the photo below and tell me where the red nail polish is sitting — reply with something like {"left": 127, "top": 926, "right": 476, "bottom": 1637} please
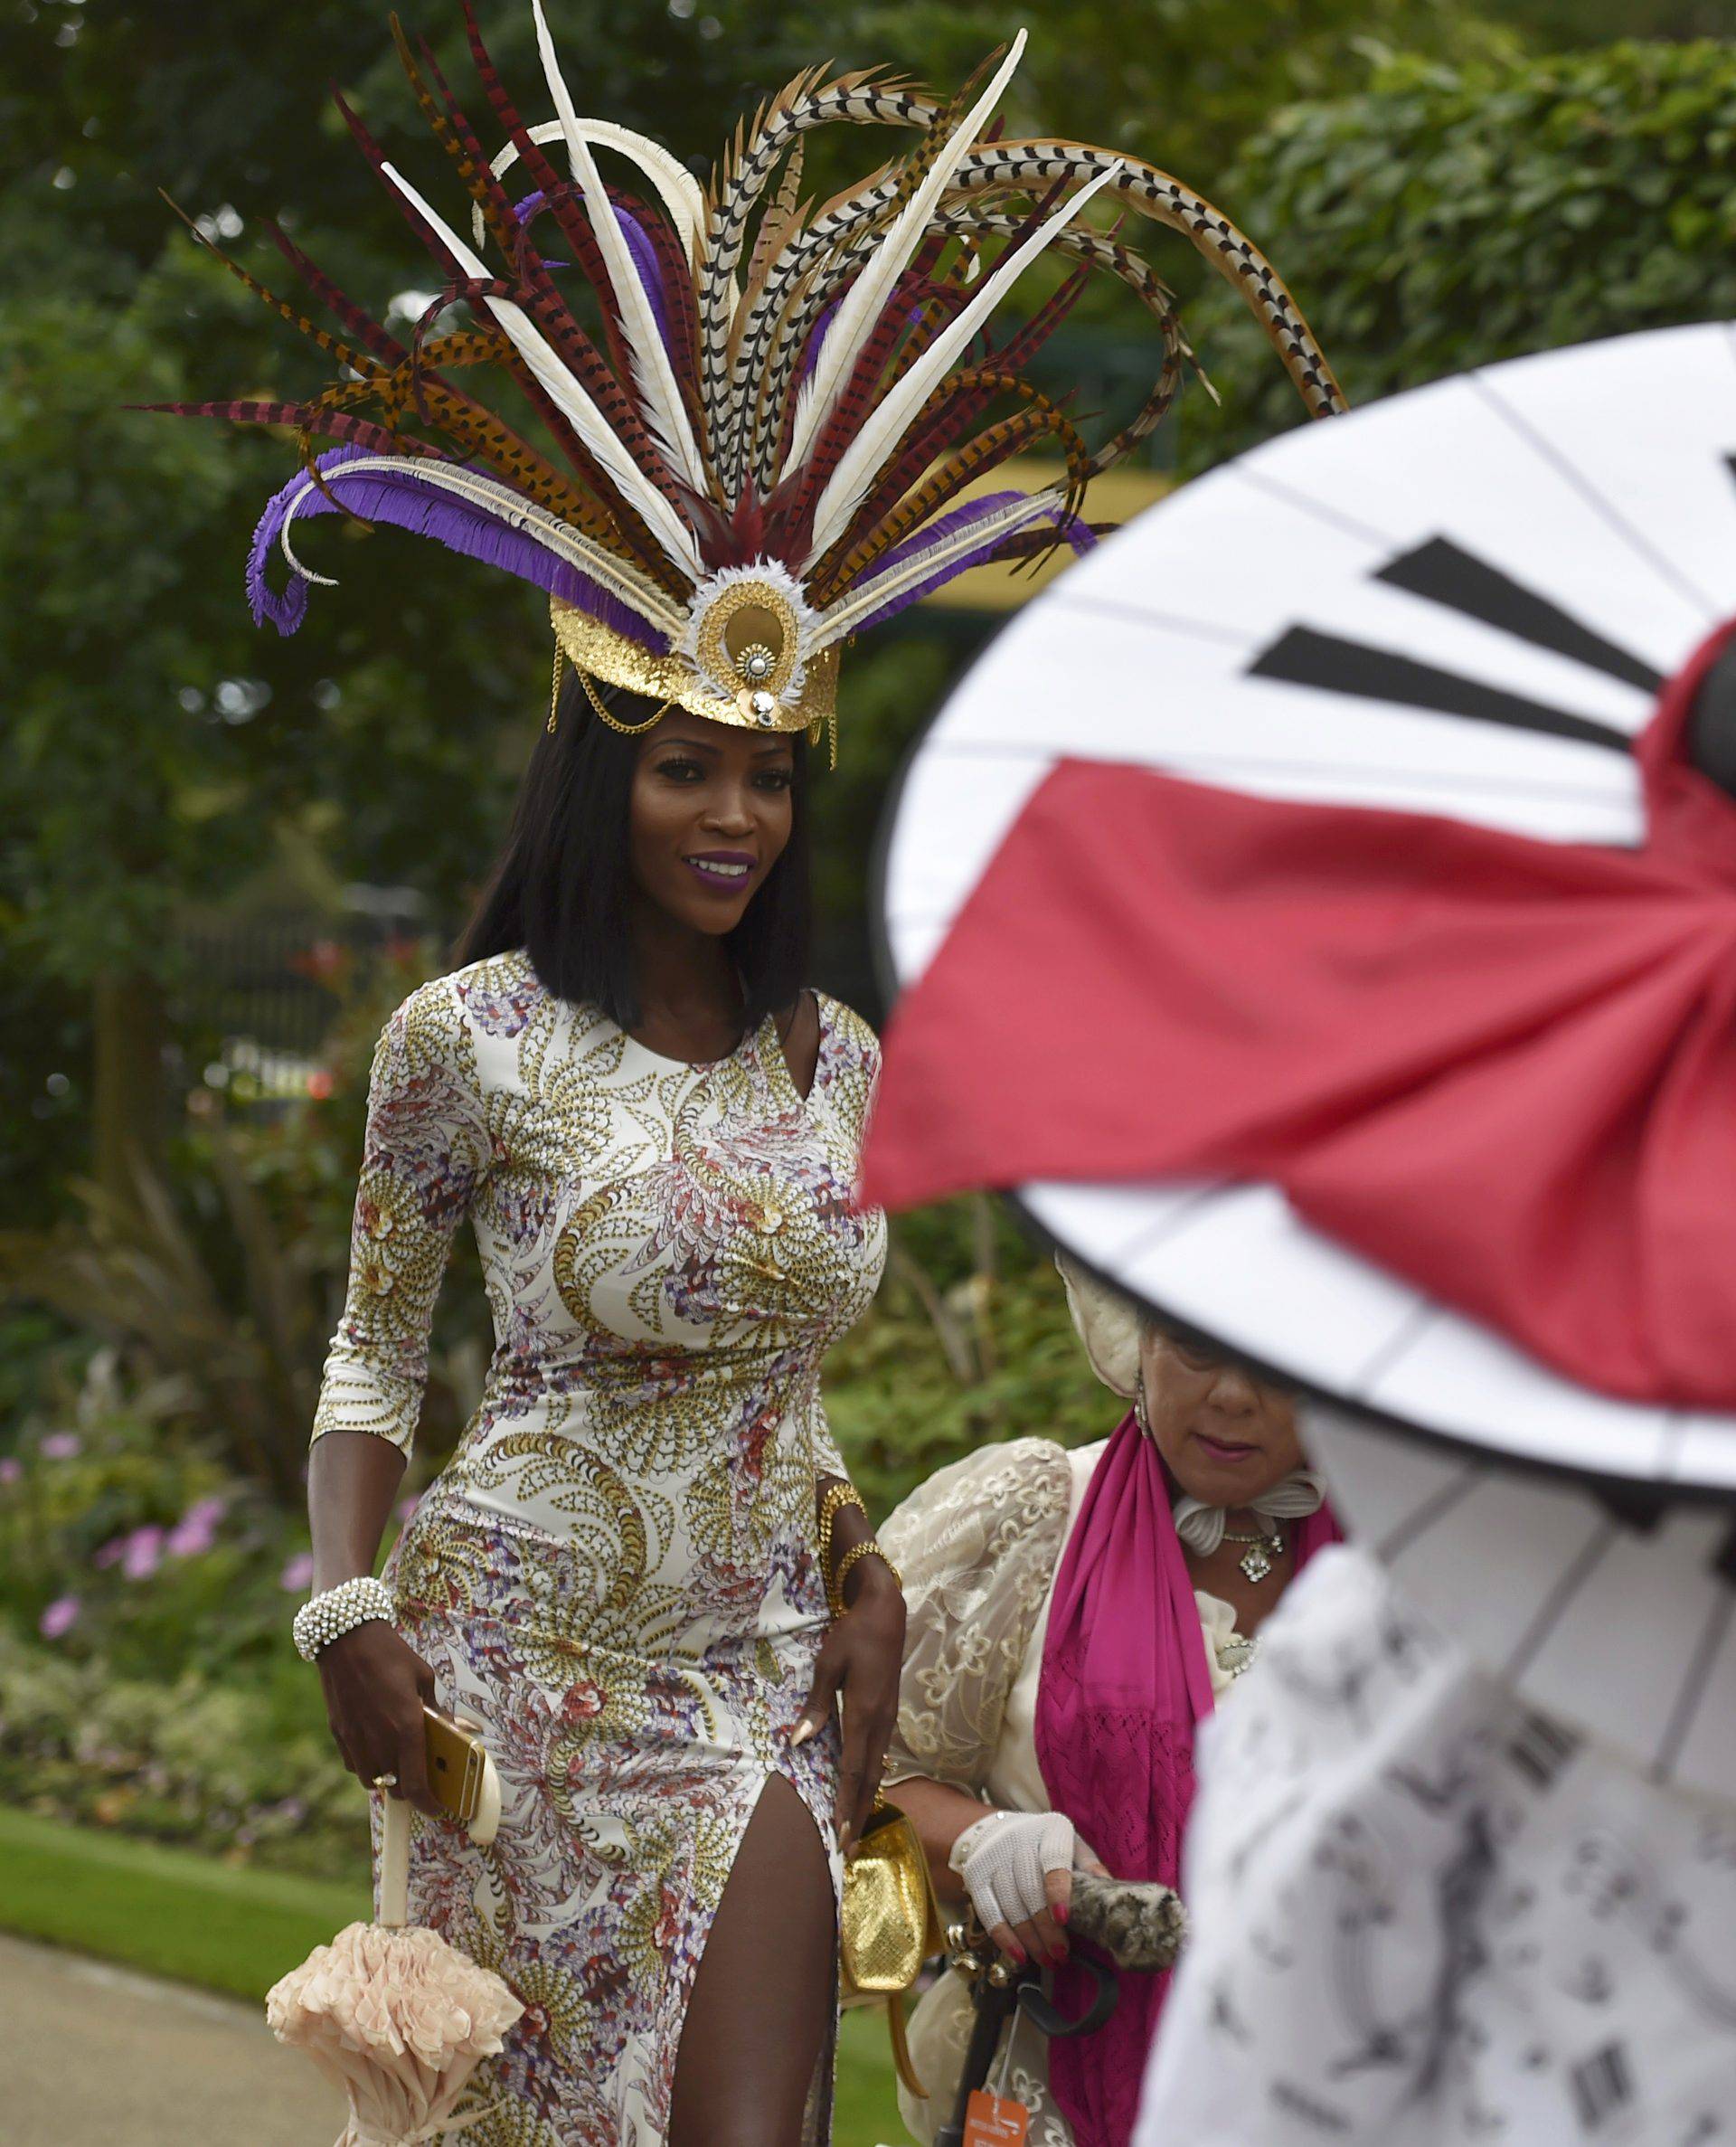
{"left": 1008, "top": 1943, "right": 1026, "bottom": 1966}
{"left": 1054, "top": 1903, "right": 1070, "bottom": 1925}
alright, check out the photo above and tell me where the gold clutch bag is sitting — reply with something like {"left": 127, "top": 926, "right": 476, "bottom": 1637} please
{"left": 840, "top": 1795, "right": 945, "bottom": 2098}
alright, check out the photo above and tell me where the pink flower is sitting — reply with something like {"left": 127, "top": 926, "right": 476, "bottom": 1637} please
{"left": 0, "top": 1457, "right": 21, "bottom": 1485}
{"left": 120, "top": 1525, "right": 165, "bottom": 1580}
{"left": 280, "top": 1551, "right": 316, "bottom": 1592}
{"left": 39, "top": 1432, "right": 80, "bottom": 1461}
{"left": 93, "top": 1537, "right": 126, "bottom": 1568}
{"left": 39, "top": 1595, "right": 80, "bottom": 1639}
{"left": 166, "top": 1496, "right": 226, "bottom": 1557}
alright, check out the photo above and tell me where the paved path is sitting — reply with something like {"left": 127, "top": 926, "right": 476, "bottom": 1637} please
{"left": 0, "top": 1932, "right": 343, "bottom": 2145}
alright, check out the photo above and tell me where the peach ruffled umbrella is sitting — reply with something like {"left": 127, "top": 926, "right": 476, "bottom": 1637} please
{"left": 267, "top": 1762, "right": 521, "bottom": 2146}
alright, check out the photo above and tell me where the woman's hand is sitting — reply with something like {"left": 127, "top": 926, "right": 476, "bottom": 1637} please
{"left": 950, "top": 1810, "right": 1111, "bottom": 1970}
{"left": 316, "top": 1617, "right": 446, "bottom": 1820}
{"left": 793, "top": 1560, "right": 906, "bottom": 1854}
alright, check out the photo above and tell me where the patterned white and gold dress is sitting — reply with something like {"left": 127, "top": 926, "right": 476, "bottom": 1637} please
{"left": 310, "top": 950, "right": 887, "bottom": 2146}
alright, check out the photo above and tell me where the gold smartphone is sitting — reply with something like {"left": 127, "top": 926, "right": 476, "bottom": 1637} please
{"left": 422, "top": 1706, "right": 486, "bottom": 1824}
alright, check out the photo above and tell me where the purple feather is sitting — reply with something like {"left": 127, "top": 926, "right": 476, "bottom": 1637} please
{"left": 843, "top": 490, "right": 1095, "bottom": 634}
{"left": 246, "top": 446, "right": 665, "bottom": 648}
{"left": 512, "top": 187, "right": 671, "bottom": 353}
{"left": 799, "top": 298, "right": 928, "bottom": 384}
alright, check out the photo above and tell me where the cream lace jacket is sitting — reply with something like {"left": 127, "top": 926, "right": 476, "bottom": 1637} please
{"left": 880, "top": 1434, "right": 1248, "bottom": 2146}
{"left": 882, "top": 1437, "right": 1080, "bottom": 1803}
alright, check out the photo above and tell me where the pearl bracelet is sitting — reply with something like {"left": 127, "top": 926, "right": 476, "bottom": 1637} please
{"left": 292, "top": 1575, "right": 395, "bottom": 1662}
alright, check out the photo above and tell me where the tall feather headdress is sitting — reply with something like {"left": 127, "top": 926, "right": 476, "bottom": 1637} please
{"left": 154, "top": 5, "right": 1346, "bottom": 759}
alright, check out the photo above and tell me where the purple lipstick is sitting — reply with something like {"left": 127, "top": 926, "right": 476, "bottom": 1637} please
{"left": 684, "top": 848, "right": 757, "bottom": 894}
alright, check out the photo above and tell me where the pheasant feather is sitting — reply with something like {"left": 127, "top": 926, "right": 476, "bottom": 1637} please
{"left": 529, "top": 0, "right": 707, "bottom": 497}
{"left": 784, "top": 33, "right": 1024, "bottom": 478}
{"left": 156, "top": 11, "right": 1344, "bottom": 745}
{"left": 802, "top": 156, "right": 1123, "bottom": 566}
{"left": 814, "top": 389, "right": 1090, "bottom": 602}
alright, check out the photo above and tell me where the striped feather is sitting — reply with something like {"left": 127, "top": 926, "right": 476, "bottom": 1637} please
{"left": 813, "top": 390, "right": 1090, "bottom": 601}
{"left": 528, "top": 0, "right": 708, "bottom": 497}
{"left": 784, "top": 34, "right": 1024, "bottom": 478}
{"left": 387, "top": 22, "right": 689, "bottom": 515}
{"left": 901, "top": 137, "right": 1345, "bottom": 418}
{"left": 137, "top": 399, "right": 427, "bottom": 462}
{"left": 699, "top": 71, "right": 930, "bottom": 484}
{"left": 250, "top": 213, "right": 617, "bottom": 528}
{"left": 748, "top": 138, "right": 805, "bottom": 291}
{"left": 333, "top": 65, "right": 636, "bottom": 491}
{"left": 391, "top": 15, "right": 520, "bottom": 261}
{"left": 406, "top": 288, "right": 691, "bottom": 589}
{"left": 750, "top": 228, "right": 961, "bottom": 493}
{"left": 451, "top": 5, "right": 651, "bottom": 407}
{"left": 326, "top": 84, "right": 634, "bottom": 501}
{"left": 834, "top": 255, "right": 1090, "bottom": 553}
{"left": 801, "top": 158, "right": 1123, "bottom": 566}
{"left": 775, "top": 238, "right": 948, "bottom": 539}
{"left": 813, "top": 483, "right": 1070, "bottom": 644}
{"left": 258, "top": 220, "right": 405, "bottom": 369}
{"left": 162, "top": 194, "right": 379, "bottom": 380}
{"left": 379, "top": 157, "right": 701, "bottom": 577}
{"left": 931, "top": 208, "right": 1194, "bottom": 473}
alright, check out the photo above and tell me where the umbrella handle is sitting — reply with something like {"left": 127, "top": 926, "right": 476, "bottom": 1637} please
{"left": 380, "top": 1793, "right": 412, "bottom": 1928}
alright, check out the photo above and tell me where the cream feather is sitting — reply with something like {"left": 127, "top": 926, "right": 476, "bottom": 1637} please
{"left": 529, "top": 0, "right": 708, "bottom": 495}
{"left": 480, "top": 118, "right": 706, "bottom": 259}
{"left": 813, "top": 484, "right": 1067, "bottom": 644}
{"left": 801, "top": 159, "right": 1122, "bottom": 566}
{"left": 381, "top": 160, "right": 702, "bottom": 576}
{"left": 782, "top": 29, "right": 1026, "bottom": 475}
{"left": 275, "top": 454, "right": 688, "bottom": 638}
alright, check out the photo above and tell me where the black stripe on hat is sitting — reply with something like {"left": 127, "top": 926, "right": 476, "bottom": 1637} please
{"left": 1247, "top": 625, "right": 1631, "bottom": 753}
{"left": 1375, "top": 535, "right": 1663, "bottom": 694}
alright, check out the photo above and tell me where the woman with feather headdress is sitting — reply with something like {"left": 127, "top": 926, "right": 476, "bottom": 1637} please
{"left": 154, "top": 6, "right": 1343, "bottom": 2140}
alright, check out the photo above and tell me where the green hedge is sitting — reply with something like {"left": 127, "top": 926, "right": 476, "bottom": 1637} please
{"left": 1182, "top": 40, "right": 1736, "bottom": 470}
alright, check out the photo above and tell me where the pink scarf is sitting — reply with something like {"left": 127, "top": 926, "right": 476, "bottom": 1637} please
{"left": 1033, "top": 1410, "right": 1340, "bottom": 2146}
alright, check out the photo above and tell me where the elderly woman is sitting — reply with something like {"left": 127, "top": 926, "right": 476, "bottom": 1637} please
{"left": 880, "top": 1256, "right": 1340, "bottom": 2146}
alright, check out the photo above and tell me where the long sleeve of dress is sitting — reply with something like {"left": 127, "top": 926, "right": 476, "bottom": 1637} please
{"left": 310, "top": 979, "right": 493, "bottom": 1461}
{"left": 880, "top": 1437, "right": 1075, "bottom": 1792}
{"left": 805, "top": 1383, "right": 851, "bottom": 1482}
{"left": 804, "top": 997, "right": 882, "bottom": 1488}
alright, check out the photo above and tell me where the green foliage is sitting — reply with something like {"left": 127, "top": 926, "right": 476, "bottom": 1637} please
{"left": 1180, "top": 40, "right": 1736, "bottom": 471}
{"left": 0, "top": 1373, "right": 369, "bottom": 1881}
{"left": 831, "top": 1200, "right": 1114, "bottom": 1521}
{"left": 2, "top": 941, "right": 492, "bottom": 1493}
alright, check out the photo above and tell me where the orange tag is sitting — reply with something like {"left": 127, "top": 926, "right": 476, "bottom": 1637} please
{"left": 964, "top": 2089, "right": 1030, "bottom": 2147}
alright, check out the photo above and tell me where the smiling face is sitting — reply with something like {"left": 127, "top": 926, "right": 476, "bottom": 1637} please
{"left": 1137, "top": 1325, "right": 1305, "bottom": 1509}
{"left": 627, "top": 709, "right": 797, "bottom": 934}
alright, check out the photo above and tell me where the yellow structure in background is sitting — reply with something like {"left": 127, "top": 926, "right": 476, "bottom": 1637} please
{"left": 919, "top": 459, "right": 1172, "bottom": 612}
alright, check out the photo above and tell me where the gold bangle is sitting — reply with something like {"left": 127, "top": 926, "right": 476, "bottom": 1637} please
{"left": 817, "top": 1481, "right": 867, "bottom": 1595}
{"left": 833, "top": 1539, "right": 901, "bottom": 1614}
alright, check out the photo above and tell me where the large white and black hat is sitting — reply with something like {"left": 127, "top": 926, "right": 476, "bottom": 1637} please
{"left": 869, "top": 324, "right": 1736, "bottom": 1793}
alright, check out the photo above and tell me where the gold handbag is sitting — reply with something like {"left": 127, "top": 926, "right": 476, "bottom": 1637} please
{"left": 840, "top": 1795, "right": 946, "bottom": 2099}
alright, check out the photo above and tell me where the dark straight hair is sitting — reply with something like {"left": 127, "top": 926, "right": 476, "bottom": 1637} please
{"left": 456, "top": 666, "right": 813, "bottom": 1033}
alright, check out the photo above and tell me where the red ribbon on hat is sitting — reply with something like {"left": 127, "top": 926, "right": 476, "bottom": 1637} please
{"left": 865, "top": 621, "right": 1736, "bottom": 1409}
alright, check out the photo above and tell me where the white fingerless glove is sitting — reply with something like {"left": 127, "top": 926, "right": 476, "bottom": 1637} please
{"left": 948, "top": 1809, "right": 1076, "bottom": 1935}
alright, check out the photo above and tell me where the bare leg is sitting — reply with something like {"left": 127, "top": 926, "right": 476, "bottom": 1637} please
{"left": 669, "top": 1771, "right": 835, "bottom": 2147}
